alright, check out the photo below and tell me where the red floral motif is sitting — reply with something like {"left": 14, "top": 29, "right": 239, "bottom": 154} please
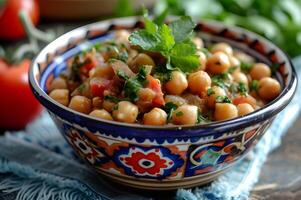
{"left": 66, "top": 129, "right": 103, "bottom": 164}
{"left": 119, "top": 147, "right": 173, "bottom": 177}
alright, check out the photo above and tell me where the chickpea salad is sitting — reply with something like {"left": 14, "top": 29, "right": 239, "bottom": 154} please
{"left": 48, "top": 15, "right": 281, "bottom": 126}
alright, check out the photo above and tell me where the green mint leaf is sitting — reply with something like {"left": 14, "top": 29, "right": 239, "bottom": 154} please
{"left": 142, "top": 8, "right": 158, "bottom": 34}
{"left": 157, "top": 24, "right": 175, "bottom": 52}
{"left": 153, "top": 8, "right": 168, "bottom": 26}
{"left": 129, "top": 30, "right": 161, "bottom": 51}
{"left": 170, "top": 16, "right": 196, "bottom": 43}
{"left": 237, "top": 82, "right": 248, "bottom": 96}
{"left": 169, "top": 42, "right": 199, "bottom": 72}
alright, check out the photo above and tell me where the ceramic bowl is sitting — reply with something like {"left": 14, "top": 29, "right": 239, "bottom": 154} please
{"left": 29, "top": 17, "right": 297, "bottom": 190}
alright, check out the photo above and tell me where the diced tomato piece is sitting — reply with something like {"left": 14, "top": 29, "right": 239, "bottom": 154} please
{"left": 90, "top": 78, "right": 111, "bottom": 97}
{"left": 233, "top": 95, "right": 257, "bottom": 107}
{"left": 80, "top": 55, "right": 99, "bottom": 78}
{"left": 146, "top": 75, "right": 165, "bottom": 107}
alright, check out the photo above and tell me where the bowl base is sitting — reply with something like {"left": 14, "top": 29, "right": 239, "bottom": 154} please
{"left": 98, "top": 169, "right": 228, "bottom": 190}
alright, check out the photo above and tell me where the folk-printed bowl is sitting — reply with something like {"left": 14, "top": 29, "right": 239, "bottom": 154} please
{"left": 29, "top": 17, "right": 297, "bottom": 190}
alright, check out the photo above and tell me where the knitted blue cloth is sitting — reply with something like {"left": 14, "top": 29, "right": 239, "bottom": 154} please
{"left": 0, "top": 57, "right": 300, "bottom": 200}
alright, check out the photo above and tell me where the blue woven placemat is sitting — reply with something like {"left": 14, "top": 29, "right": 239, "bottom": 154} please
{"left": 0, "top": 57, "right": 300, "bottom": 200}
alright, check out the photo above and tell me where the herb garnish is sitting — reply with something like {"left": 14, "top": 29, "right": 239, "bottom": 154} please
{"left": 129, "top": 14, "right": 200, "bottom": 73}
{"left": 211, "top": 72, "right": 231, "bottom": 88}
{"left": 230, "top": 82, "right": 248, "bottom": 96}
{"left": 250, "top": 80, "right": 259, "bottom": 91}
{"left": 175, "top": 111, "right": 184, "bottom": 117}
{"left": 240, "top": 62, "right": 253, "bottom": 73}
{"left": 119, "top": 67, "right": 149, "bottom": 101}
{"left": 104, "top": 95, "right": 120, "bottom": 103}
{"left": 207, "top": 88, "right": 215, "bottom": 96}
{"left": 163, "top": 102, "right": 178, "bottom": 120}
{"left": 215, "top": 96, "right": 232, "bottom": 103}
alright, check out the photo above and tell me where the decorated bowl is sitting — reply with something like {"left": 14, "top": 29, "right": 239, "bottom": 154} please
{"left": 29, "top": 17, "right": 297, "bottom": 190}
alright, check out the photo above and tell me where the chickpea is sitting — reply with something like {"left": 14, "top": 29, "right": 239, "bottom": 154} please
{"left": 112, "top": 101, "right": 139, "bottom": 123}
{"left": 143, "top": 108, "right": 167, "bottom": 125}
{"left": 237, "top": 103, "right": 254, "bottom": 116}
{"left": 164, "top": 95, "right": 187, "bottom": 107}
{"left": 89, "top": 109, "right": 113, "bottom": 120}
{"left": 193, "top": 37, "right": 204, "bottom": 49}
{"left": 258, "top": 77, "right": 281, "bottom": 101}
{"left": 232, "top": 71, "right": 248, "bottom": 85}
{"left": 206, "top": 86, "right": 226, "bottom": 108}
{"left": 49, "top": 89, "right": 69, "bottom": 106}
{"left": 188, "top": 70, "right": 211, "bottom": 97}
{"left": 211, "top": 43, "right": 233, "bottom": 56}
{"left": 69, "top": 95, "right": 92, "bottom": 114}
{"left": 172, "top": 105, "right": 198, "bottom": 125}
{"left": 129, "top": 53, "right": 155, "bottom": 73}
{"left": 233, "top": 51, "right": 255, "bottom": 63}
{"left": 165, "top": 71, "right": 188, "bottom": 95}
{"left": 89, "top": 65, "right": 114, "bottom": 79}
{"left": 206, "top": 52, "right": 231, "bottom": 74}
{"left": 114, "top": 30, "right": 130, "bottom": 44}
{"left": 197, "top": 51, "right": 207, "bottom": 71}
{"left": 250, "top": 63, "right": 271, "bottom": 80}
{"left": 228, "top": 56, "right": 241, "bottom": 67}
{"left": 92, "top": 97, "right": 102, "bottom": 109}
{"left": 50, "top": 77, "right": 67, "bottom": 91}
{"left": 102, "top": 99, "right": 116, "bottom": 112}
{"left": 138, "top": 88, "right": 156, "bottom": 101}
{"left": 214, "top": 103, "right": 238, "bottom": 121}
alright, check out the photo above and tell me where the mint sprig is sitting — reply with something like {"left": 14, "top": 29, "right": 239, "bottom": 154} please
{"left": 129, "top": 15, "right": 200, "bottom": 73}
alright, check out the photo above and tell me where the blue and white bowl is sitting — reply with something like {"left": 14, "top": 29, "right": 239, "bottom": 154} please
{"left": 29, "top": 17, "right": 297, "bottom": 190}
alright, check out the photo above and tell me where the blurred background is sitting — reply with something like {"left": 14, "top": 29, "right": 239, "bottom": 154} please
{"left": 1, "top": 1, "right": 301, "bottom": 199}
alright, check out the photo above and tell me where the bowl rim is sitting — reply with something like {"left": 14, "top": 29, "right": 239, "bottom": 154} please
{"left": 29, "top": 16, "right": 298, "bottom": 133}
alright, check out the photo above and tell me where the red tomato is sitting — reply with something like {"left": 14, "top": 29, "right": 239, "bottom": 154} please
{"left": 233, "top": 95, "right": 257, "bottom": 108}
{"left": 90, "top": 78, "right": 111, "bottom": 97}
{"left": 0, "top": 0, "right": 39, "bottom": 40}
{"left": 79, "top": 56, "right": 98, "bottom": 79}
{"left": 146, "top": 75, "right": 165, "bottom": 107}
{"left": 0, "top": 59, "right": 42, "bottom": 129}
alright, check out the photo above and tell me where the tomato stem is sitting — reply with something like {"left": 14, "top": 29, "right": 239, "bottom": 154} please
{"left": 13, "top": 10, "right": 55, "bottom": 62}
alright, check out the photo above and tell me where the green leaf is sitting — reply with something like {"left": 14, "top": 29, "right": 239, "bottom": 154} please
{"left": 142, "top": 8, "right": 158, "bottom": 34}
{"left": 163, "top": 102, "right": 178, "bottom": 120}
{"left": 157, "top": 24, "right": 175, "bottom": 52}
{"left": 169, "top": 42, "right": 199, "bottom": 72}
{"left": 170, "top": 16, "right": 196, "bottom": 42}
{"left": 129, "top": 30, "right": 160, "bottom": 51}
{"left": 153, "top": 8, "right": 169, "bottom": 26}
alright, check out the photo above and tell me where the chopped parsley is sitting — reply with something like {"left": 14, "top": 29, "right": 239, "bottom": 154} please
{"left": 196, "top": 110, "right": 209, "bottom": 124}
{"left": 112, "top": 104, "right": 119, "bottom": 111}
{"left": 215, "top": 96, "right": 232, "bottom": 103}
{"left": 175, "top": 111, "right": 184, "bottom": 117}
{"left": 163, "top": 102, "right": 178, "bottom": 120}
{"left": 121, "top": 67, "right": 149, "bottom": 101}
{"left": 229, "top": 82, "right": 248, "bottom": 96}
{"left": 104, "top": 95, "right": 120, "bottom": 103}
{"left": 211, "top": 72, "right": 231, "bottom": 89}
{"left": 228, "top": 66, "right": 238, "bottom": 73}
{"left": 240, "top": 62, "right": 253, "bottom": 73}
{"left": 207, "top": 88, "right": 215, "bottom": 96}
{"left": 129, "top": 14, "right": 200, "bottom": 73}
{"left": 250, "top": 80, "right": 259, "bottom": 91}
